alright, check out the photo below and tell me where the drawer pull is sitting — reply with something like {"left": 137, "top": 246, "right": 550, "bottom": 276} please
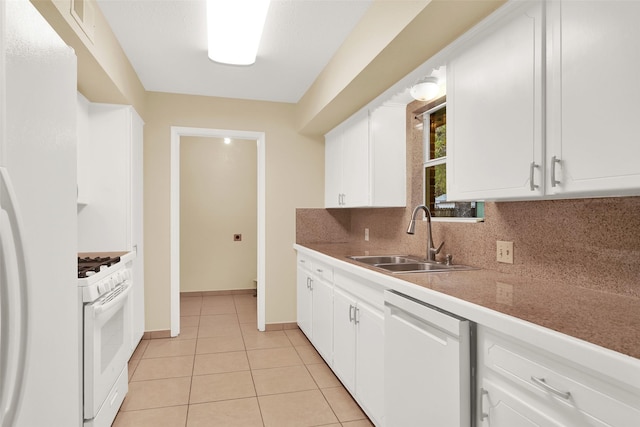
{"left": 531, "top": 376, "right": 571, "bottom": 400}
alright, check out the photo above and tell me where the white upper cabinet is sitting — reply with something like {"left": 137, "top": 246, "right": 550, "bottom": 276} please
{"left": 325, "top": 104, "right": 406, "bottom": 208}
{"left": 447, "top": 0, "right": 640, "bottom": 201}
{"left": 447, "top": 0, "right": 544, "bottom": 201}
{"left": 77, "top": 103, "right": 143, "bottom": 252}
{"left": 546, "top": 0, "right": 640, "bottom": 197}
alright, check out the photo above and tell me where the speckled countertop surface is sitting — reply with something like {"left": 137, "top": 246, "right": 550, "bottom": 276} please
{"left": 297, "top": 243, "right": 640, "bottom": 361}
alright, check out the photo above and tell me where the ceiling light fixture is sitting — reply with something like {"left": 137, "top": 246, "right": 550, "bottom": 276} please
{"left": 410, "top": 76, "right": 440, "bottom": 102}
{"left": 224, "top": 137, "right": 231, "bottom": 144}
{"left": 206, "top": 0, "right": 271, "bottom": 66}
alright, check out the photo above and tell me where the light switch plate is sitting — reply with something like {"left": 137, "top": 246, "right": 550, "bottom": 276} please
{"left": 364, "top": 228, "right": 369, "bottom": 241}
{"left": 497, "top": 241, "right": 514, "bottom": 264}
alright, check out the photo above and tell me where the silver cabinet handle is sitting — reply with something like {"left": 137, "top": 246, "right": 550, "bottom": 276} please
{"left": 529, "top": 162, "right": 539, "bottom": 191}
{"left": 316, "top": 269, "right": 323, "bottom": 273}
{"left": 551, "top": 156, "right": 561, "bottom": 187}
{"left": 354, "top": 307, "right": 360, "bottom": 324}
{"left": 531, "top": 376, "right": 571, "bottom": 400}
{"left": 308, "top": 278, "right": 313, "bottom": 291}
{"left": 480, "top": 388, "right": 489, "bottom": 421}
{"left": 349, "top": 305, "right": 355, "bottom": 322}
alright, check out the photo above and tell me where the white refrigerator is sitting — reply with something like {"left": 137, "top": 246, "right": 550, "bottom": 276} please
{"left": 0, "top": 0, "right": 81, "bottom": 426}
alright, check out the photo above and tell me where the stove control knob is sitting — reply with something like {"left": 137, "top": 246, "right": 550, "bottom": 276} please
{"left": 98, "top": 282, "right": 107, "bottom": 294}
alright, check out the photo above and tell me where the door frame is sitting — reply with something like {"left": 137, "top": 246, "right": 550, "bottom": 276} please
{"left": 170, "top": 126, "right": 266, "bottom": 335}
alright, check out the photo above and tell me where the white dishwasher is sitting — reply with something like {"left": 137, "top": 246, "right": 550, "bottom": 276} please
{"left": 384, "top": 290, "right": 473, "bottom": 427}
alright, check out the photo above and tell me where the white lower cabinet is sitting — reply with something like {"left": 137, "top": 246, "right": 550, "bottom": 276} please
{"left": 477, "top": 326, "right": 640, "bottom": 427}
{"left": 296, "top": 255, "right": 313, "bottom": 338}
{"left": 310, "top": 272, "right": 333, "bottom": 362}
{"left": 479, "top": 378, "right": 560, "bottom": 427}
{"left": 333, "top": 284, "right": 385, "bottom": 426}
{"left": 296, "top": 254, "right": 334, "bottom": 363}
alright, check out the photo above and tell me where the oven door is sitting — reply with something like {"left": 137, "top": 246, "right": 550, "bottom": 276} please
{"left": 84, "top": 282, "right": 132, "bottom": 420}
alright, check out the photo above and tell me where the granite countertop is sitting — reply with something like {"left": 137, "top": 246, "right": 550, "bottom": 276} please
{"left": 297, "top": 243, "right": 640, "bottom": 360}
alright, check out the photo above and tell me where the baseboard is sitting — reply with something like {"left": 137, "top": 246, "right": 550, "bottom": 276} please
{"left": 180, "top": 289, "right": 256, "bottom": 297}
{"left": 265, "top": 322, "right": 298, "bottom": 331}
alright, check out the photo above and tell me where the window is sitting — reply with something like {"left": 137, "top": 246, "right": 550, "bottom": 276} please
{"left": 421, "top": 98, "right": 483, "bottom": 219}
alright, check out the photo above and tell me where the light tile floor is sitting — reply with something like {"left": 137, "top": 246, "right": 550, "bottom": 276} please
{"left": 114, "top": 294, "right": 373, "bottom": 427}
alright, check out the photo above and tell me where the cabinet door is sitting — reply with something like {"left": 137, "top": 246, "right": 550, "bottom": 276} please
{"left": 332, "top": 287, "right": 356, "bottom": 392}
{"left": 447, "top": 1, "right": 543, "bottom": 201}
{"left": 311, "top": 277, "right": 333, "bottom": 363}
{"left": 130, "top": 109, "right": 145, "bottom": 348}
{"left": 355, "top": 302, "right": 384, "bottom": 426}
{"left": 369, "top": 104, "right": 406, "bottom": 207}
{"left": 341, "top": 111, "right": 370, "bottom": 207}
{"left": 547, "top": 1, "right": 640, "bottom": 196}
{"left": 480, "top": 379, "right": 562, "bottom": 427}
{"left": 296, "top": 260, "right": 313, "bottom": 339}
{"left": 324, "top": 130, "right": 342, "bottom": 208}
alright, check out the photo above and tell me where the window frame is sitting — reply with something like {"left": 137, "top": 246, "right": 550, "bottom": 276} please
{"left": 419, "top": 99, "right": 484, "bottom": 221}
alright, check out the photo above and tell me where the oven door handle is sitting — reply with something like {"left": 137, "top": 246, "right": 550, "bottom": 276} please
{"left": 93, "top": 282, "right": 131, "bottom": 316}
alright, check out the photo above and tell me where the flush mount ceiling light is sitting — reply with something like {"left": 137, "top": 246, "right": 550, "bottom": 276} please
{"left": 206, "top": 0, "right": 271, "bottom": 66}
{"left": 410, "top": 76, "right": 440, "bottom": 102}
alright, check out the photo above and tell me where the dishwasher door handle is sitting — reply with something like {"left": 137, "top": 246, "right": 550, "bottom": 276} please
{"left": 384, "top": 290, "right": 464, "bottom": 337}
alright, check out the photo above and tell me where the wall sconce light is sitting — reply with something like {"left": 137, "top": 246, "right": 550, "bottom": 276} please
{"left": 410, "top": 76, "right": 440, "bottom": 102}
{"left": 207, "top": 0, "right": 271, "bottom": 66}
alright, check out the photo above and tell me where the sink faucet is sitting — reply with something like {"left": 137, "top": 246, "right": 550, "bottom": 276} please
{"left": 406, "top": 205, "right": 444, "bottom": 262}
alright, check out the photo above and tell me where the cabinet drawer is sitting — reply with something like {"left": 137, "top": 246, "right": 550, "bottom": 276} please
{"left": 312, "top": 259, "right": 333, "bottom": 283}
{"left": 297, "top": 254, "right": 314, "bottom": 272}
{"left": 482, "top": 329, "right": 640, "bottom": 426}
{"left": 334, "top": 271, "right": 385, "bottom": 309}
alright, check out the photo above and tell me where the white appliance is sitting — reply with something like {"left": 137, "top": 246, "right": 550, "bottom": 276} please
{"left": 0, "top": 0, "right": 81, "bottom": 426}
{"left": 78, "top": 253, "right": 134, "bottom": 427}
{"left": 384, "top": 290, "right": 472, "bottom": 427}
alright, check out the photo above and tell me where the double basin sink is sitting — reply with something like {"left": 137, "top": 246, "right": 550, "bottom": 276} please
{"left": 348, "top": 255, "right": 477, "bottom": 274}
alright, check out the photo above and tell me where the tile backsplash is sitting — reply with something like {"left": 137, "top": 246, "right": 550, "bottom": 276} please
{"left": 296, "top": 196, "right": 640, "bottom": 298}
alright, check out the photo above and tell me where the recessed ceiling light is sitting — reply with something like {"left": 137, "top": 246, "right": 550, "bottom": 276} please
{"left": 206, "top": 0, "right": 271, "bottom": 66}
{"left": 224, "top": 137, "right": 231, "bottom": 145}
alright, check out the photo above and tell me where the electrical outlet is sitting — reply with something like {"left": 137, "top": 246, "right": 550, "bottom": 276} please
{"left": 364, "top": 228, "right": 369, "bottom": 241}
{"left": 496, "top": 241, "right": 514, "bottom": 264}
{"left": 496, "top": 282, "right": 514, "bottom": 305}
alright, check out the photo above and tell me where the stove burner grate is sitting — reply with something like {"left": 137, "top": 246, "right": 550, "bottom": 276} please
{"left": 78, "top": 256, "right": 121, "bottom": 278}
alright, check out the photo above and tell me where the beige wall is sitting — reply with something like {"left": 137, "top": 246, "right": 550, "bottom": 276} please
{"left": 144, "top": 92, "right": 324, "bottom": 330}
{"left": 180, "top": 136, "right": 258, "bottom": 292}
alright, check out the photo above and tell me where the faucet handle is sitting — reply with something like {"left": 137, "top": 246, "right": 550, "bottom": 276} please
{"left": 431, "top": 241, "right": 445, "bottom": 256}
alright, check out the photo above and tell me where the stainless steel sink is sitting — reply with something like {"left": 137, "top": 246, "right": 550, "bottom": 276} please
{"left": 347, "top": 255, "right": 477, "bottom": 274}
{"left": 347, "top": 255, "right": 419, "bottom": 265}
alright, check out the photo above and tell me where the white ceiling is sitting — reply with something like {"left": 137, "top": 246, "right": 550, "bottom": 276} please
{"left": 96, "top": 0, "right": 373, "bottom": 103}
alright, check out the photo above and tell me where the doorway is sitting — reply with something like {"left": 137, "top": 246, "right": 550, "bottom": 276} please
{"left": 170, "top": 127, "right": 266, "bottom": 336}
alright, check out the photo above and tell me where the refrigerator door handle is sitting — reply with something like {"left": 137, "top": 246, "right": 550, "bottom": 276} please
{"left": 0, "top": 167, "right": 30, "bottom": 427}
